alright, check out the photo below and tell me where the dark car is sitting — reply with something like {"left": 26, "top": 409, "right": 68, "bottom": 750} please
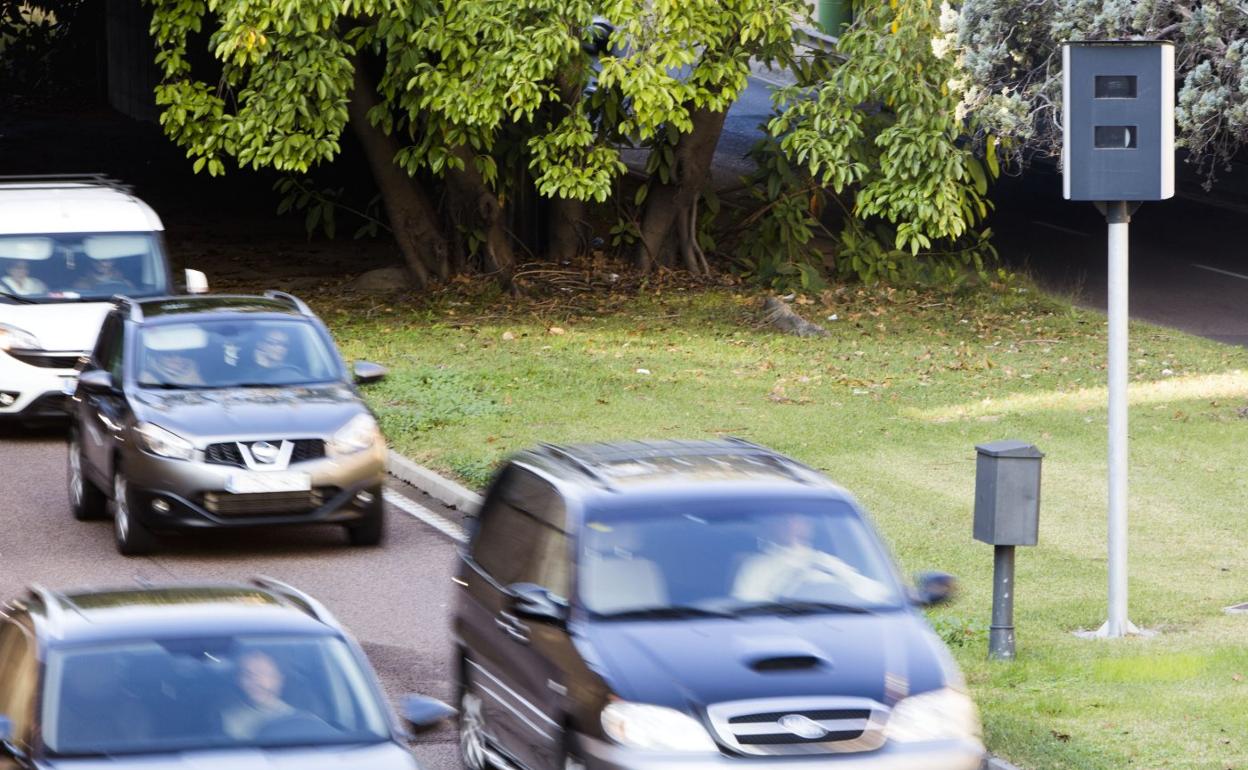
{"left": 451, "top": 439, "right": 984, "bottom": 770}
{"left": 66, "top": 292, "right": 390, "bottom": 555}
{"left": 0, "top": 579, "right": 453, "bottom": 769}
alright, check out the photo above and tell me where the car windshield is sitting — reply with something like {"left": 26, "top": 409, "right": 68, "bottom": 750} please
{"left": 579, "top": 497, "right": 906, "bottom": 618}
{"left": 42, "top": 635, "right": 391, "bottom": 757}
{"left": 0, "top": 233, "right": 167, "bottom": 302}
{"left": 135, "top": 319, "right": 341, "bottom": 389}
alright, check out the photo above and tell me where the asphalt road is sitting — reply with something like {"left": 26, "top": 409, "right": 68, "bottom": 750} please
{"left": 0, "top": 424, "right": 466, "bottom": 770}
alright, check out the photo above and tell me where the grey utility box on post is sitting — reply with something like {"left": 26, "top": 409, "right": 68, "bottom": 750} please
{"left": 973, "top": 440, "right": 1043, "bottom": 547}
{"left": 1062, "top": 41, "right": 1174, "bottom": 202}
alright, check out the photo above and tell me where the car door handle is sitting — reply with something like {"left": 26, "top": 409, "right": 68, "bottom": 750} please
{"left": 496, "top": 612, "right": 531, "bottom": 645}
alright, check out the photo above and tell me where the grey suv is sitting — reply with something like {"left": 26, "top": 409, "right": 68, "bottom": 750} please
{"left": 452, "top": 440, "right": 983, "bottom": 770}
{"left": 67, "top": 292, "right": 389, "bottom": 555}
{"left": 0, "top": 579, "right": 453, "bottom": 768}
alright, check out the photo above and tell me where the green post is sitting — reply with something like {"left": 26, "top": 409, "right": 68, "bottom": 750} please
{"left": 817, "top": 0, "right": 853, "bottom": 36}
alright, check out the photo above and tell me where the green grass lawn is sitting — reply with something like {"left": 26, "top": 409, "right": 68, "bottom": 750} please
{"left": 322, "top": 281, "right": 1248, "bottom": 770}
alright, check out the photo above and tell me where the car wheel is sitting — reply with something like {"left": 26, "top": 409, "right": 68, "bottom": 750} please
{"left": 68, "top": 428, "right": 107, "bottom": 520}
{"left": 113, "top": 467, "right": 155, "bottom": 556}
{"left": 346, "top": 487, "right": 385, "bottom": 547}
{"left": 459, "top": 679, "right": 494, "bottom": 770}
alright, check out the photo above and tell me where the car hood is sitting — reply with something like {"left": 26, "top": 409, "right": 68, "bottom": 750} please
{"left": 582, "top": 610, "right": 953, "bottom": 711}
{"left": 41, "top": 742, "right": 418, "bottom": 770}
{"left": 0, "top": 301, "right": 112, "bottom": 351}
{"left": 132, "top": 384, "right": 368, "bottom": 443}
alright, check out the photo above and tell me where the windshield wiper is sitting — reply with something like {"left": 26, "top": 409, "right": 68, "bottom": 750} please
{"left": 138, "top": 382, "right": 214, "bottom": 391}
{"left": 727, "top": 600, "right": 876, "bottom": 617}
{"left": 0, "top": 290, "right": 37, "bottom": 305}
{"left": 596, "top": 605, "right": 736, "bottom": 621}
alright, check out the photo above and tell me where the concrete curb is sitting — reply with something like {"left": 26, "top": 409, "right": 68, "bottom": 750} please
{"left": 385, "top": 450, "right": 1023, "bottom": 770}
{"left": 386, "top": 450, "right": 482, "bottom": 514}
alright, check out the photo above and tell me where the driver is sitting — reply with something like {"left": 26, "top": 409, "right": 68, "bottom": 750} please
{"left": 76, "top": 258, "right": 135, "bottom": 291}
{"left": 252, "top": 329, "right": 294, "bottom": 370}
{"left": 141, "top": 348, "right": 205, "bottom": 387}
{"left": 2, "top": 259, "right": 47, "bottom": 296}
{"left": 731, "top": 513, "right": 889, "bottom": 603}
{"left": 221, "top": 651, "right": 309, "bottom": 740}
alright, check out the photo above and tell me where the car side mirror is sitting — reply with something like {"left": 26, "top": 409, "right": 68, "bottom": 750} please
{"left": 184, "top": 269, "right": 209, "bottom": 295}
{"left": 78, "top": 369, "right": 116, "bottom": 394}
{"left": 912, "top": 572, "right": 957, "bottom": 607}
{"left": 353, "top": 361, "right": 388, "bottom": 385}
{"left": 399, "top": 695, "right": 456, "bottom": 734}
{"left": 510, "top": 583, "right": 568, "bottom": 626}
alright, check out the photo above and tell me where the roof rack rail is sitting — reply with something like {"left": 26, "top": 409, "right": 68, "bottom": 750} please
{"left": 538, "top": 443, "right": 613, "bottom": 487}
{"left": 262, "top": 290, "right": 312, "bottom": 316}
{"left": 112, "top": 294, "right": 143, "bottom": 321}
{"left": 722, "top": 436, "right": 768, "bottom": 452}
{"left": 0, "top": 173, "right": 134, "bottom": 194}
{"left": 26, "top": 584, "right": 66, "bottom": 628}
{"left": 250, "top": 576, "right": 341, "bottom": 629}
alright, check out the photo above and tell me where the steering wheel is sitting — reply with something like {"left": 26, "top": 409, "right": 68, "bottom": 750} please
{"left": 254, "top": 712, "right": 337, "bottom": 742}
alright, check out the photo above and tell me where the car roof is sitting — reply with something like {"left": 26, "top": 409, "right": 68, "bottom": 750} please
{"left": 0, "top": 180, "right": 163, "bottom": 235}
{"left": 128, "top": 295, "right": 310, "bottom": 323}
{"left": 20, "top": 582, "right": 341, "bottom": 649}
{"left": 513, "top": 438, "right": 840, "bottom": 497}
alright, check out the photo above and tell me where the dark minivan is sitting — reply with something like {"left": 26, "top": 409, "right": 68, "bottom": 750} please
{"left": 451, "top": 439, "right": 984, "bottom": 770}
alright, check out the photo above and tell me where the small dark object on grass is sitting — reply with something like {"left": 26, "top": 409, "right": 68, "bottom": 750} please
{"left": 762, "top": 296, "right": 829, "bottom": 338}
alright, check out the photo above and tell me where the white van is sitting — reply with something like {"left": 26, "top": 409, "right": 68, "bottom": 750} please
{"left": 0, "top": 175, "right": 206, "bottom": 423}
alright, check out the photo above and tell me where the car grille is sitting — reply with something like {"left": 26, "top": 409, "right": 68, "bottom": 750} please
{"left": 7, "top": 350, "right": 85, "bottom": 369}
{"left": 203, "top": 487, "right": 337, "bottom": 516}
{"left": 204, "top": 439, "right": 326, "bottom": 468}
{"left": 705, "top": 697, "right": 888, "bottom": 756}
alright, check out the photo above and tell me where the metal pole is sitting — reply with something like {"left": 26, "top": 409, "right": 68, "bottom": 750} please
{"left": 989, "top": 545, "right": 1016, "bottom": 659}
{"left": 1100, "top": 200, "right": 1135, "bottom": 638}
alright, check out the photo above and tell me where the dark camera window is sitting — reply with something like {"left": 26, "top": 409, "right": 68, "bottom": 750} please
{"left": 1095, "top": 75, "right": 1137, "bottom": 99}
{"left": 1094, "top": 125, "right": 1138, "bottom": 149}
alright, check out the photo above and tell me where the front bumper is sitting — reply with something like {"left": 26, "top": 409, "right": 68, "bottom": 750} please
{"left": 0, "top": 352, "right": 78, "bottom": 420}
{"left": 575, "top": 735, "right": 985, "bottom": 770}
{"left": 122, "top": 441, "right": 387, "bottom": 530}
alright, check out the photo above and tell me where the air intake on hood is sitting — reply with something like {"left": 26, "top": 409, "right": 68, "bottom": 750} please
{"left": 749, "top": 655, "right": 826, "bottom": 672}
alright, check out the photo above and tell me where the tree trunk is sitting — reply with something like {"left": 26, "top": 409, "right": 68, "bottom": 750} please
{"left": 448, "top": 146, "right": 516, "bottom": 285}
{"left": 347, "top": 61, "right": 449, "bottom": 287}
{"left": 547, "top": 64, "right": 590, "bottom": 263}
{"left": 634, "top": 107, "right": 728, "bottom": 274}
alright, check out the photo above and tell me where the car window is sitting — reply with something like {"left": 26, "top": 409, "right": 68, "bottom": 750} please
{"left": 0, "top": 619, "right": 37, "bottom": 752}
{"left": 41, "top": 635, "right": 389, "bottom": 757}
{"left": 134, "top": 319, "right": 340, "bottom": 389}
{"left": 578, "top": 497, "right": 905, "bottom": 617}
{"left": 472, "top": 467, "right": 571, "bottom": 598}
{"left": 0, "top": 233, "right": 168, "bottom": 302}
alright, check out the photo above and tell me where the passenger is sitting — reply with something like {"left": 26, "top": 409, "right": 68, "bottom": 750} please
{"left": 1, "top": 259, "right": 47, "bottom": 296}
{"left": 76, "top": 258, "right": 134, "bottom": 291}
{"left": 141, "top": 349, "right": 205, "bottom": 387}
{"left": 732, "top": 513, "right": 890, "bottom": 603}
{"left": 221, "top": 651, "right": 305, "bottom": 740}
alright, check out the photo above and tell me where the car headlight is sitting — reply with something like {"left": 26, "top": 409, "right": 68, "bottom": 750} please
{"left": 136, "top": 422, "right": 195, "bottom": 461}
{"left": 601, "top": 701, "right": 718, "bottom": 752}
{"left": 330, "top": 414, "right": 381, "bottom": 455}
{"left": 0, "top": 324, "right": 40, "bottom": 352}
{"left": 884, "top": 687, "right": 982, "bottom": 744}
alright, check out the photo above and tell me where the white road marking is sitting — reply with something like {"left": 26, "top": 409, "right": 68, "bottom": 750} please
{"left": 384, "top": 489, "right": 467, "bottom": 543}
{"left": 1032, "top": 220, "right": 1091, "bottom": 237}
{"left": 1192, "top": 263, "right": 1248, "bottom": 282}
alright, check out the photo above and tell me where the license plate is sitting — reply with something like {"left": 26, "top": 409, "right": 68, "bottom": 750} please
{"left": 225, "top": 472, "right": 311, "bottom": 494}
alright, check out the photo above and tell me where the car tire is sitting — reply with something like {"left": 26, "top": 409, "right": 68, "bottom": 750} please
{"left": 68, "top": 428, "right": 107, "bottom": 520}
{"left": 346, "top": 487, "right": 385, "bottom": 547}
{"left": 113, "top": 466, "right": 156, "bottom": 556}
{"left": 458, "top": 672, "right": 495, "bottom": 770}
